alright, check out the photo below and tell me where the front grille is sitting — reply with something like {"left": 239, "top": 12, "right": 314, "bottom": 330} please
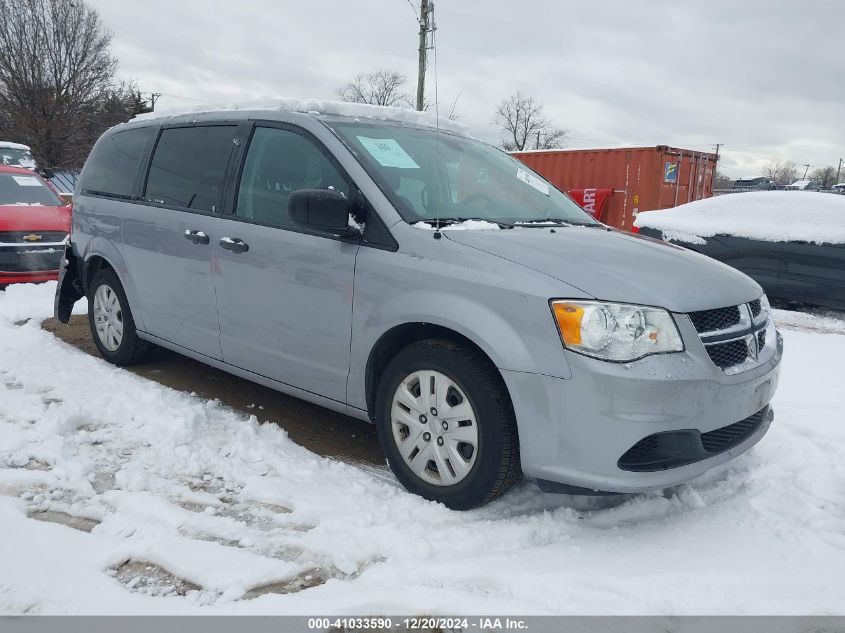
{"left": 0, "top": 231, "right": 67, "bottom": 244}
{"left": 618, "top": 407, "right": 770, "bottom": 472}
{"left": 688, "top": 306, "right": 741, "bottom": 333}
{"left": 700, "top": 408, "right": 767, "bottom": 453}
{"left": 689, "top": 300, "right": 770, "bottom": 372}
{"left": 0, "top": 245, "right": 64, "bottom": 272}
{"left": 705, "top": 339, "right": 750, "bottom": 369}
{"left": 620, "top": 435, "right": 659, "bottom": 461}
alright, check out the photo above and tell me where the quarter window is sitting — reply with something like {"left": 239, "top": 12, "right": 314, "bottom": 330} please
{"left": 80, "top": 126, "right": 156, "bottom": 198}
{"left": 235, "top": 126, "right": 349, "bottom": 228}
{"left": 145, "top": 126, "right": 235, "bottom": 212}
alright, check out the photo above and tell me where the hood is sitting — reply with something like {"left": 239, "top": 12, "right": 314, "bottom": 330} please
{"left": 0, "top": 204, "right": 71, "bottom": 233}
{"left": 443, "top": 226, "right": 762, "bottom": 313}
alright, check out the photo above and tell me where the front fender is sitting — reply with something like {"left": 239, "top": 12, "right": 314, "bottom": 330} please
{"left": 347, "top": 288, "right": 572, "bottom": 412}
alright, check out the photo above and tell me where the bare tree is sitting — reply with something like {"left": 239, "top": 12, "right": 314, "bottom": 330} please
{"left": 714, "top": 170, "right": 735, "bottom": 190}
{"left": 811, "top": 165, "right": 837, "bottom": 189}
{"left": 494, "top": 92, "right": 567, "bottom": 152}
{"left": 762, "top": 160, "right": 799, "bottom": 186}
{"left": 336, "top": 70, "right": 412, "bottom": 107}
{"left": 0, "top": 0, "right": 149, "bottom": 170}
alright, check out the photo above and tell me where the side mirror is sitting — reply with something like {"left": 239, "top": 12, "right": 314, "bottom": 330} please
{"left": 288, "top": 189, "right": 359, "bottom": 237}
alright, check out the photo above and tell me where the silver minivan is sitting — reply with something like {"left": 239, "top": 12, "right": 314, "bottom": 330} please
{"left": 56, "top": 103, "right": 782, "bottom": 509}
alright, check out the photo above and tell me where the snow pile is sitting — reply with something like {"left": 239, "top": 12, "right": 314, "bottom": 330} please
{"left": 634, "top": 191, "right": 845, "bottom": 244}
{"left": 773, "top": 308, "right": 845, "bottom": 335}
{"left": 1, "top": 284, "right": 845, "bottom": 614}
{"left": 132, "top": 98, "right": 468, "bottom": 135}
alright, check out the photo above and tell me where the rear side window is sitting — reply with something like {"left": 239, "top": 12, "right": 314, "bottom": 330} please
{"left": 80, "top": 126, "right": 156, "bottom": 198}
{"left": 145, "top": 126, "right": 235, "bottom": 212}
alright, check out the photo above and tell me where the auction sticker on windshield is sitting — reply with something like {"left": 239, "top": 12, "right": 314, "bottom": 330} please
{"left": 357, "top": 136, "right": 420, "bottom": 169}
{"left": 517, "top": 168, "right": 550, "bottom": 196}
{"left": 12, "top": 176, "right": 41, "bottom": 187}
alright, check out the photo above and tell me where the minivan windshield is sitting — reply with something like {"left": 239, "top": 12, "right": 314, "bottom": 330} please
{"left": 327, "top": 121, "right": 598, "bottom": 227}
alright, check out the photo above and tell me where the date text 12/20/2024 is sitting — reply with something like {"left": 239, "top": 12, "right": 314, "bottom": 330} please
{"left": 307, "top": 617, "right": 528, "bottom": 630}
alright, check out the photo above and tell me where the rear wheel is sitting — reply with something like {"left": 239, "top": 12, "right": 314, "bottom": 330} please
{"left": 87, "top": 268, "right": 150, "bottom": 365}
{"left": 375, "top": 339, "right": 521, "bottom": 510}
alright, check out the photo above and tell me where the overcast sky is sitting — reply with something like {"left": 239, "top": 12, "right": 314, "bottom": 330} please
{"left": 89, "top": 0, "right": 844, "bottom": 180}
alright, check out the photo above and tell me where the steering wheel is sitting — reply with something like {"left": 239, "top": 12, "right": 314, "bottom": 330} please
{"left": 463, "top": 192, "right": 493, "bottom": 207}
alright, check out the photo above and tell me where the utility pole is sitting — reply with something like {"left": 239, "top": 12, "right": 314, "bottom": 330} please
{"left": 416, "top": 0, "right": 433, "bottom": 111}
{"left": 149, "top": 92, "right": 162, "bottom": 111}
{"left": 836, "top": 158, "right": 843, "bottom": 185}
{"left": 713, "top": 143, "right": 723, "bottom": 165}
{"left": 802, "top": 163, "right": 812, "bottom": 180}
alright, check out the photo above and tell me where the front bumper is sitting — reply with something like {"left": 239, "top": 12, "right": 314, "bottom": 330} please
{"left": 503, "top": 316, "right": 783, "bottom": 494}
{"left": 0, "top": 269, "right": 60, "bottom": 285}
{"left": 0, "top": 241, "right": 65, "bottom": 285}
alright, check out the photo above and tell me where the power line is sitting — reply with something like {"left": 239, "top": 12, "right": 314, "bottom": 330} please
{"left": 404, "top": 0, "right": 419, "bottom": 19}
{"left": 144, "top": 92, "right": 209, "bottom": 104}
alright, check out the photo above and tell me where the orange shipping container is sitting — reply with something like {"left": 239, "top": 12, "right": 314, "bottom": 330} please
{"left": 511, "top": 146, "right": 718, "bottom": 231}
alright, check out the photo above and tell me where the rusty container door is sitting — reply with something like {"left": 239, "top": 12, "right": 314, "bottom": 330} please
{"left": 513, "top": 146, "right": 718, "bottom": 231}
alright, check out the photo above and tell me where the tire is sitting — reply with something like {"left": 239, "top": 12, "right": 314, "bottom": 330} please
{"left": 87, "top": 268, "right": 150, "bottom": 365}
{"left": 375, "top": 339, "right": 521, "bottom": 510}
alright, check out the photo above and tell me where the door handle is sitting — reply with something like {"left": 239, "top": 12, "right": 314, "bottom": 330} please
{"left": 219, "top": 237, "right": 249, "bottom": 253}
{"left": 184, "top": 229, "right": 210, "bottom": 245}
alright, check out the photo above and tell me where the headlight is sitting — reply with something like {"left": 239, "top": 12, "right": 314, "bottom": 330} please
{"left": 550, "top": 300, "right": 684, "bottom": 362}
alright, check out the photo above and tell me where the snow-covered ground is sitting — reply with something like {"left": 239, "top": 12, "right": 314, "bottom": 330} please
{"left": 1, "top": 282, "right": 844, "bottom": 615}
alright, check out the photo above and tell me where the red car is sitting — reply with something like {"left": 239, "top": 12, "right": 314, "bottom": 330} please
{"left": 0, "top": 165, "right": 72, "bottom": 288}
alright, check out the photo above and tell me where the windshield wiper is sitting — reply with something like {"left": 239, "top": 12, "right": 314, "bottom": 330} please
{"left": 515, "top": 219, "right": 601, "bottom": 228}
{"left": 417, "top": 217, "right": 515, "bottom": 229}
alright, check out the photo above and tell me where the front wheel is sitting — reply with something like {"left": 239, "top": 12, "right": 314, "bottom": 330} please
{"left": 375, "top": 339, "right": 521, "bottom": 510}
{"left": 87, "top": 268, "right": 150, "bottom": 365}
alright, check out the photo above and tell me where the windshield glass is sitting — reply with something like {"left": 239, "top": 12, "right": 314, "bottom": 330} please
{"left": 327, "top": 121, "right": 597, "bottom": 226}
{"left": 0, "top": 173, "right": 62, "bottom": 206}
{"left": 0, "top": 147, "right": 35, "bottom": 168}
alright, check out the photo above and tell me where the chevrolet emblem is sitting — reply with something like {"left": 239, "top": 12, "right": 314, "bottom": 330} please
{"left": 22, "top": 234, "right": 43, "bottom": 242}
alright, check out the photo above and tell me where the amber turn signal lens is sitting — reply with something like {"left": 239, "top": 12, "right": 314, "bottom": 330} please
{"left": 552, "top": 302, "right": 584, "bottom": 345}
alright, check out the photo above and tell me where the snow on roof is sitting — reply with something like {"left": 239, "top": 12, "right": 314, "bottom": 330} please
{"left": 634, "top": 191, "right": 845, "bottom": 245}
{"left": 0, "top": 141, "right": 31, "bottom": 150}
{"left": 131, "top": 98, "right": 468, "bottom": 135}
{"left": 786, "top": 179, "right": 813, "bottom": 190}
